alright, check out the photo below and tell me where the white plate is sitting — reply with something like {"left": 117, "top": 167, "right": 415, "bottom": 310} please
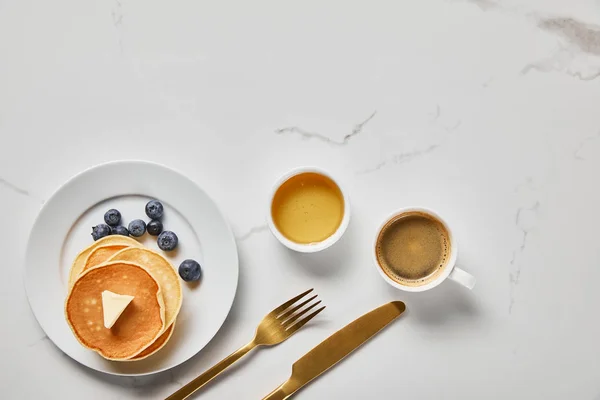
{"left": 24, "top": 161, "right": 238, "bottom": 376}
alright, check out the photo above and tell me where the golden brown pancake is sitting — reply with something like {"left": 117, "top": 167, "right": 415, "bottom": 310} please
{"left": 65, "top": 261, "right": 165, "bottom": 360}
{"left": 68, "top": 236, "right": 142, "bottom": 287}
{"left": 129, "top": 321, "right": 175, "bottom": 360}
{"left": 83, "top": 245, "right": 130, "bottom": 274}
{"left": 108, "top": 247, "right": 182, "bottom": 330}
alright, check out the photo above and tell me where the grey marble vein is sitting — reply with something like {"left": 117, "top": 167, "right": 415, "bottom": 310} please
{"left": 275, "top": 111, "right": 376, "bottom": 146}
{"left": 574, "top": 130, "right": 600, "bottom": 160}
{"left": 522, "top": 61, "right": 600, "bottom": 81}
{"left": 466, "top": 0, "right": 497, "bottom": 11}
{"left": 0, "top": 176, "right": 32, "bottom": 197}
{"left": 236, "top": 224, "right": 269, "bottom": 242}
{"left": 566, "top": 69, "right": 600, "bottom": 81}
{"left": 481, "top": 77, "right": 494, "bottom": 88}
{"left": 0, "top": 176, "right": 46, "bottom": 204}
{"left": 112, "top": 0, "right": 124, "bottom": 54}
{"left": 521, "top": 17, "right": 600, "bottom": 81}
{"left": 429, "top": 104, "right": 441, "bottom": 121}
{"left": 27, "top": 335, "right": 49, "bottom": 348}
{"left": 356, "top": 144, "right": 441, "bottom": 175}
{"left": 513, "top": 177, "right": 533, "bottom": 193}
{"left": 444, "top": 120, "right": 462, "bottom": 132}
{"left": 509, "top": 201, "right": 540, "bottom": 314}
{"left": 112, "top": 0, "right": 123, "bottom": 27}
{"left": 0, "top": 176, "right": 44, "bottom": 203}
{"left": 538, "top": 18, "right": 600, "bottom": 56}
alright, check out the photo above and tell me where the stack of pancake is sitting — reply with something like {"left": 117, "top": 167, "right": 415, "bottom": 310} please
{"left": 64, "top": 236, "right": 182, "bottom": 361}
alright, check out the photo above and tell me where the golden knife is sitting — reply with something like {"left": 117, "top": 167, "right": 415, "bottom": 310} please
{"left": 262, "top": 301, "right": 406, "bottom": 400}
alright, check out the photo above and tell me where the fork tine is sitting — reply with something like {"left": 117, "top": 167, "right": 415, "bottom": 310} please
{"left": 285, "top": 306, "right": 326, "bottom": 335}
{"left": 269, "top": 289, "right": 313, "bottom": 317}
{"left": 283, "top": 300, "right": 322, "bottom": 327}
{"left": 278, "top": 295, "right": 318, "bottom": 321}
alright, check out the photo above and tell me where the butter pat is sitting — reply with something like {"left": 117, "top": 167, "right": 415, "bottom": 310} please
{"left": 101, "top": 290, "right": 134, "bottom": 329}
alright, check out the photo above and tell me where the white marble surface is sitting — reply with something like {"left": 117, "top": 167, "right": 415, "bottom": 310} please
{"left": 2, "top": 0, "right": 600, "bottom": 398}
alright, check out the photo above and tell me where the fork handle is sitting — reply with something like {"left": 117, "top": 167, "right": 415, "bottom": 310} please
{"left": 165, "top": 341, "right": 256, "bottom": 400}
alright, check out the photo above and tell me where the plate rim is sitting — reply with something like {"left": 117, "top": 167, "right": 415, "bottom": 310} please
{"left": 23, "top": 159, "right": 239, "bottom": 376}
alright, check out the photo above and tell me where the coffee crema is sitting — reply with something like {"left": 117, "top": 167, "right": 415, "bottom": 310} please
{"left": 375, "top": 211, "right": 450, "bottom": 287}
{"left": 271, "top": 172, "right": 344, "bottom": 244}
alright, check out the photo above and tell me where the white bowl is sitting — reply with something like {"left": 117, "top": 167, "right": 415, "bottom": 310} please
{"left": 267, "top": 167, "right": 350, "bottom": 253}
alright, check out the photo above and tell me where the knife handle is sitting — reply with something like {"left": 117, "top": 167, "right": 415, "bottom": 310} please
{"left": 262, "top": 386, "right": 288, "bottom": 400}
{"left": 166, "top": 341, "right": 256, "bottom": 400}
{"left": 262, "top": 380, "right": 298, "bottom": 400}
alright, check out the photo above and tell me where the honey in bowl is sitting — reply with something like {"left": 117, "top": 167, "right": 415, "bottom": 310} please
{"left": 271, "top": 172, "right": 345, "bottom": 244}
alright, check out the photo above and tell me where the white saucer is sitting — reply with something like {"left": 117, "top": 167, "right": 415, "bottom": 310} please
{"left": 24, "top": 161, "right": 238, "bottom": 376}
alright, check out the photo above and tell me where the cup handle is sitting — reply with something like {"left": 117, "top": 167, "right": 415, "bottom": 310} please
{"left": 448, "top": 267, "right": 476, "bottom": 289}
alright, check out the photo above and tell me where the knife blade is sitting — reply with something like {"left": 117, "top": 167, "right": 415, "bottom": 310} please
{"left": 262, "top": 301, "right": 406, "bottom": 400}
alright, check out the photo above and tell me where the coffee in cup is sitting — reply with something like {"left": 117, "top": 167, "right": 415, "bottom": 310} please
{"left": 376, "top": 211, "right": 450, "bottom": 287}
{"left": 373, "top": 207, "right": 475, "bottom": 292}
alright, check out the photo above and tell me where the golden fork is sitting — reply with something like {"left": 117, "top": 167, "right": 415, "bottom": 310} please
{"left": 165, "top": 289, "right": 325, "bottom": 400}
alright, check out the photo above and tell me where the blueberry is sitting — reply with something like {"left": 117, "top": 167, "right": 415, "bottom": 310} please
{"left": 128, "top": 219, "right": 146, "bottom": 237}
{"left": 178, "top": 259, "right": 202, "bottom": 282}
{"left": 91, "top": 224, "right": 111, "bottom": 241}
{"left": 157, "top": 231, "right": 178, "bottom": 251}
{"left": 145, "top": 200, "right": 164, "bottom": 219}
{"left": 147, "top": 219, "right": 163, "bottom": 236}
{"left": 112, "top": 225, "right": 129, "bottom": 236}
{"left": 103, "top": 209, "right": 121, "bottom": 226}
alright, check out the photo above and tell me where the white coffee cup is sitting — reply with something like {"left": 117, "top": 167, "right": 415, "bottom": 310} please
{"left": 373, "top": 207, "right": 475, "bottom": 292}
{"left": 267, "top": 167, "right": 350, "bottom": 253}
